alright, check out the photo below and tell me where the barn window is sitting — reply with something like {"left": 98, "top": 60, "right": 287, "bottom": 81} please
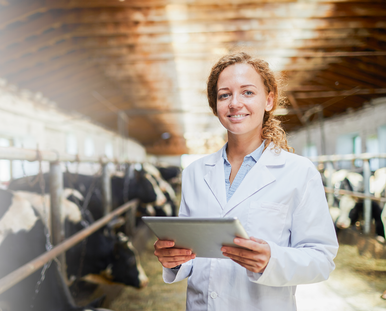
{"left": 84, "top": 137, "right": 94, "bottom": 156}
{"left": 0, "top": 137, "right": 11, "bottom": 184}
{"left": 66, "top": 133, "right": 77, "bottom": 155}
{"left": 105, "top": 142, "right": 113, "bottom": 159}
{"left": 336, "top": 133, "right": 359, "bottom": 169}
{"left": 378, "top": 125, "right": 386, "bottom": 168}
{"left": 366, "top": 135, "right": 379, "bottom": 171}
{"left": 353, "top": 135, "right": 362, "bottom": 168}
{"left": 302, "top": 144, "right": 318, "bottom": 158}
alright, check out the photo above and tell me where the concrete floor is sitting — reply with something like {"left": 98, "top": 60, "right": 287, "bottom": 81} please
{"left": 82, "top": 238, "right": 386, "bottom": 311}
{"left": 297, "top": 264, "right": 386, "bottom": 311}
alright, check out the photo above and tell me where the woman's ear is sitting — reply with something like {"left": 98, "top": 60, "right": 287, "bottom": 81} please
{"left": 265, "top": 92, "right": 274, "bottom": 112}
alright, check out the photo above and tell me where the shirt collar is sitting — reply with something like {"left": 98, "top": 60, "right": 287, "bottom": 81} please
{"left": 222, "top": 140, "right": 265, "bottom": 164}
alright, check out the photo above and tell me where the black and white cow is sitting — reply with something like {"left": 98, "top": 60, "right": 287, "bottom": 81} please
{"left": 348, "top": 199, "right": 385, "bottom": 240}
{"left": 0, "top": 189, "right": 110, "bottom": 311}
{"left": 8, "top": 167, "right": 162, "bottom": 222}
{"left": 142, "top": 163, "right": 177, "bottom": 217}
{"left": 156, "top": 165, "right": 181, "bottom": 182}
{"left": 12, "top": 189, "right": 149, "bottom": 289}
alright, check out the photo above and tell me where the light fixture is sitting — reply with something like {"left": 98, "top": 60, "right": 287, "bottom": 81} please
{"left": 161, "top": 132, "right": 171, "bottom": 139}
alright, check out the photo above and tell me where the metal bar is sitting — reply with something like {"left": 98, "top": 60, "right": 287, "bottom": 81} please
{"left": 101, "top": 163, "right": 112, "bottom": 216}
{"left": 49, "top": 161, "right": 66, "bottom": 277}
{"left": 363, "top": 159, "right": 372, "bottom": 234}
{"left": 324, "top": 187, "right": 386, "bottom": 203}
{"left": 309, "top": 153, "right": 386, "bottom": 162}
{"left": 125, "top": 203, "right": 137, "bottom": 238}
{"left": 0, "top": 199, "right": 139, "bottom": 295}
{"left": 0, "top": 146, "right": 111, "bottom": 163}
{"left": 325, "top": 161, "right": 334, "bottom": 207}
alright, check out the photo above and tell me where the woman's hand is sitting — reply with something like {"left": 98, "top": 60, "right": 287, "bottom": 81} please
{"left": 221, "top": 236, "right": 271, "bottom": 273}
{"left": 154, "top": 239, "right": 196, "bottom": 269}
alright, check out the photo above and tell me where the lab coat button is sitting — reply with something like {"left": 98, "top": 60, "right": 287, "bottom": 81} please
{"left": 210, "top": 292, "right": 218, "bottom": 299}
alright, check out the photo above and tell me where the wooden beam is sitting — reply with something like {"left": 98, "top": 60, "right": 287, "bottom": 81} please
{"left": 9, "top": 50, "right": 91, "bottom": 85}
{"left": 25, "top": 64, "right": 98, "bottom": 91}
{"left": 0, "top": 40, "right": 82, "bottom": 76}
{"left": 294, "top": 88, "right": 386, "bottom": 99}
{"left": 3, "top": 3, "right": 385, "bottom": 28}
{"left": 286, "top": 92, "right": 305, "bottom": 125}
{"left": 1, "top": 13, "right": 384, "bottom": 51}
{"left": 317, "top": 70, "right": 376, "bottom": 89}
{"left": 330, "top": 64, "right": 386, "bottom": 88}
{"left": 72, "top": 28, "right": 376, "bottom": 45}
{"left": 0, "top": 0, "right": 47, "bottom": 30}
{"left": 0, "top": 27, "right": 76, "bottom": 65}
{"left": 47, "top": 80, "right": 107, "bottom": 104}
{"left": 0, "top": 12, "right": 62, "bottom": 50}
{"left": 39, "top": 69, "right": 106, "bottom": 98}
{"left": 340, "top": 58, "right": 386, "bottom": 80}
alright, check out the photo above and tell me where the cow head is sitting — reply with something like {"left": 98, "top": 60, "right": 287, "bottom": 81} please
{"left": 102, "top": 233, "right": 148, "bottom": 288}
{"left": 111, "top": 164, "right": 158, "bottom": 208}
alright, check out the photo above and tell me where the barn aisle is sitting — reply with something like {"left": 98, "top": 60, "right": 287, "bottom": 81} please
{"left": 85, "top": 241, "right": 386, "bottom": 310}
{"left": 298, "top": 244, "right": 386, "bottom": 311}
{"left": 84, "top": 235, "right": 188, "bottom": 311}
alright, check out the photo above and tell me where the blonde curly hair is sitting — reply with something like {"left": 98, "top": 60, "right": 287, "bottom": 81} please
{"left": 207, "top": 52, "right": 294, "bottom": 153}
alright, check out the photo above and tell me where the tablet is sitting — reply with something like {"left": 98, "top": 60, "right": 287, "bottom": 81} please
{"left": 142, "top": 216, "right": 249, "bottom": 259}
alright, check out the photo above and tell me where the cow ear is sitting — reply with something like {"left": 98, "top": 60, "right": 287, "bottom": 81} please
{"left": 103, "top": 227, "right": 112, "bottom": 237}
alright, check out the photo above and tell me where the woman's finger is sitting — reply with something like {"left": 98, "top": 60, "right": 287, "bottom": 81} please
{"left": 154, "top": 247, "right": 193, "bottom": 257}
{"left": 154, "top": 239, "right": 175, "bottom": 250}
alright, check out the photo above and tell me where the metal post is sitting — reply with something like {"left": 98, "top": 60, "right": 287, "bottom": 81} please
{"left": 318, "top": 109, "right": 326, "bottom": 155}
{"left": 363, "top": 159, "right": 372, "bottom": 234}
{"left": 49, "top": 161, "right": 66, "bottom": 276}
{"left": 125, "top": 204, "right": 137, "bottom": 238}
{"left": 102, "top": 163, "right": 112, "bottom": 216}
{"left": 326, "top": 161, "right": 334, "bottom": 207}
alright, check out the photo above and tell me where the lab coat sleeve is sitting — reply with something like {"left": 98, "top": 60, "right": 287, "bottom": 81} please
{"left": 248, "top": 173, "right": 339, "bottom": 286}
{"left": 162, "top": 170, "right": 194, "bottom": 284}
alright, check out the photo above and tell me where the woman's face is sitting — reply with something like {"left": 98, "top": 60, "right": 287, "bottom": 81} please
{"left": 216, "top": 63, "right": 273, "bottom": 139}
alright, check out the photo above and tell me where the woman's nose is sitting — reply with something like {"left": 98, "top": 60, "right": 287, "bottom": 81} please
{"left": 229, "top": 95, "right": 243, "bottom": 109}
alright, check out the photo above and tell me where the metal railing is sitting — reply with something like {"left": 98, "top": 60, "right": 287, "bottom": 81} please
{"left": 0, "top": 199, "right": 138, "bottom": 295}
{"left": 0, "top": 146, "right": 140, "bottom": 295}
{"left": 309, "top": 153, "right": 386, "bottom": 235}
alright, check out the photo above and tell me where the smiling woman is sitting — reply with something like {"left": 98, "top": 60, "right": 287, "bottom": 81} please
{"left": 153, "top": 52, "right": 339, "bottom": 311}
{"left": 207, "top": 52, "right": 292, "bottom": 154}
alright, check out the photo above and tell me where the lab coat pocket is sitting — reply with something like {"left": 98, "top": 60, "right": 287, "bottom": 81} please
{"left": 247, "top": 201, "right": 289, "bottom": 243}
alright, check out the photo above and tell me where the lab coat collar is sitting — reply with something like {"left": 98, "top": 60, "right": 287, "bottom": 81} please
{"left": 203, "top": 143, "right": 286, "bottom": 213}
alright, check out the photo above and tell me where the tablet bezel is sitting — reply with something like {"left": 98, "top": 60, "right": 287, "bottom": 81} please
{"left": 142, "top": 216, "right": 249, "bottom": 259}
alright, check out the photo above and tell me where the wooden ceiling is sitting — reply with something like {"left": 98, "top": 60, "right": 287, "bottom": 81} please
{"left": 0, "top": 0, "right": 385, "bottom": 155}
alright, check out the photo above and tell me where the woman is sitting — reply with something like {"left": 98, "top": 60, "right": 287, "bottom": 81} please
{"left": 154, "top": 52, "right": 338, "bottom": 310}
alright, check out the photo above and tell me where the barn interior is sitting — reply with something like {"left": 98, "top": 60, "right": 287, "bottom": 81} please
{"left": 1, "top": 0, "right": 385, "bottom": 156}
{"left": 1, "top": 1, "right": 386, "bottom": 311}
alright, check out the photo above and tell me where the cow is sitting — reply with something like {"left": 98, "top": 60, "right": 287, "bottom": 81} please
{"left": 142, "top": 163, "right": 177, "bottom": 216}
{"left": 8, "top": 166, "right": 162, "bottom": 221}
{"left": 12, "top": 189, "right": 149, "bottom": 289}
{"left": 156, "top": 165, "right": 181, "bottom": 182}
{"left": 370, "top": 167, "right": 386, "bottom": 198}
{"left": 0, "top": 189, "right": 110, "bottom": 311}
{"left": 348, "top": 199, "right": 385, "bottom": 240}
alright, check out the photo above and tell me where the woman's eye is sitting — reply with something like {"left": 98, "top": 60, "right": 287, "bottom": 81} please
{"left": 218, "top": 93, "right": 229, "bottom": 100}
{"left": 244, "top": 90, "right": 253, "bottom": 96}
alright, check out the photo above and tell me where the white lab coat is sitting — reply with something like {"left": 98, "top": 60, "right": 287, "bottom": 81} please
{"left": 163, "top": 144, "right": 338, "bottom": 311}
